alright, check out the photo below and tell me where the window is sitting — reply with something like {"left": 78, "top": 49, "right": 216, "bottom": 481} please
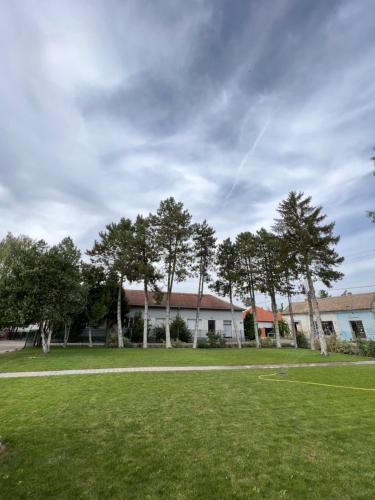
{"left": 322, "top": 321, "right": 335, "bottom": 335}
{"left": 350, "top": 320, "right": 366, "bottom": 339}
{"left": 208, "top": 320, "right": 216, "bottom": 332}
{"left": 187, "top": 319, "right": 201, "bottom": 332}
{"left": 223, "top": 320, "right": 232, "bottom": 338}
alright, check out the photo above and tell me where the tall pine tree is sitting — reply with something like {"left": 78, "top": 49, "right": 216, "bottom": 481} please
{"left": 152, "top": 198, "right": 193, "bottom": 348}
{"left": 191, "top": 220, "right": 216, "bottom": 348}
{"left": 254, "top": 229, "right": 285, "bottom": 348}
{"left": 132, "top": 214, "right": 162, "bottom": 348}
{"left": 211, "top": 238, "right": 242, "bottom": 348}
{"left": 274, "top": 191, "right": 344, "bottom": 356}
{"left": 235, "top": 232, "right": 261, "bottom": 348}
{"left": 88, "top": 218, "right": 135, "bottom": 348}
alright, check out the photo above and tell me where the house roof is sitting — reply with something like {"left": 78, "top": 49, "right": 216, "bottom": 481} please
{"left": 282, "top": 292, "right": 375, "bottom": 314}
{"left": 244, "top": 306, "right": 282, "bottom": 322}
{"left": 125, "top": 290, "right": 244, "bottom": 311}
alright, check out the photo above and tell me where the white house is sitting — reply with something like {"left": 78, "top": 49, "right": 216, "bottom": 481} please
{"left": 125, "top": 290, "right": 245, "bottom": 339}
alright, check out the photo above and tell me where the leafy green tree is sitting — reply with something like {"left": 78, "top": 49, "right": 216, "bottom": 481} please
{"left": 0, "top": 234, "right": 46, "bottom": 328}
{"left": 235, "top": 232, "right": 261, "bottom": 348}
{"left": 319, "top": 289, "right": 330, "bottom": 298}
{"left": 191, "top": 220, "right": 216, "bottom": 348}
{"left": 274, "top": 191, "right": 344, "bottom": 356}
{"left": 211, "top": 238, "right": 242, "bottom": 348}
{"left": 254, "top": 229, "right": 285, "bottom": 348}
{"left": 88, "top": 218, "right": 135, "bottom": 348}
{"left": 132, "top": 215, "right": 162, "bottom": 348}
{"left": 38, "top": 237, "right": 84, "bottom": 353}
{"left": 152, "top": 198, "right": 193, "bottom": 348}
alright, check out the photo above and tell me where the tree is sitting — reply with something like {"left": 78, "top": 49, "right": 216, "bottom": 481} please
{"left": 274, "top": 191, "right": 344, "bottom": 356}
{"left": 235, "top": 232, "right": 261, "bottom": 348}
{"left": 152, "top": 198, "right": 193, "bottom": 348}
{"left": 88, "top": 218, "right": 135, "bottom": 348}
{"left": 38, "top": 237, "right": 84, "bottom": 353}
{"left": 55, "top": 238, "right": 85, "bottom": 348}
{"left": 278, "top": 235, "right": 299, "bottom": 349}
{"left": 0, "top": 234, "right": 46, "bottom": 329}
{"left": 254, "top": 229, "right": 285, "bottom": 348}
{"left": 170, "top": 314, "right": 192, "bottom": 343}
{"left": 128, "top": 311, "right": 144, "bottom": 343}
{"left": 319, "top": 289, "right": 330, "bottom": 298}
{"left": 80, "top": 264, "right": 110, "bottom": 348}
{"left": 191, "top": 220, "right": 216, "bottom": 348}
{"left": 132, "top": 215, "right": 162, "bottom": 348}
{"left": 211, "top": 238, "right": 242, "bottom": 348}
{"left": 244, "top": 311, "right": 257, "bottom": 340}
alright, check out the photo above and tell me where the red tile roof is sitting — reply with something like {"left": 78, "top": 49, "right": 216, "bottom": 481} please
{"left": 244, "top": 306, "right": 282, "bottom": 322}
{"left": 125, "top": 290, "right": 244, "bottom": 311}
{"left": 282, "top": 292, "right": 375, "bottom": 314}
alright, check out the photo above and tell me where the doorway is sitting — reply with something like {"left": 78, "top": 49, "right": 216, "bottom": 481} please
{"left": 208, "top": 320, "right": 216, "bottom": 332}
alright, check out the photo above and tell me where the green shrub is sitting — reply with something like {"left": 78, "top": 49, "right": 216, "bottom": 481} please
{"left": 170, "top": 315, "right": 192, "bottom": 343}
{"left": 326, "top": 335, "right": 339, "bottom": 353}
{"left": 207, "top": 331, "right": 225, "bottom": 347}
{"left": 357, "top": 339, "right": 375, "bottom": 357}
{"left": 129, "top": 311, "right": 144, "bottom": 343}
{"left": 260, "top": 337, "right": 276, "bottom": 348}
{"left": 278, "top": 319, "right": 290, "bottom": 338}
{"left": 152, "top": 325, "right": 166, "bottom": 342}
{"left": 296, "top": 332, "right": 308, "bottom": 348}
{"left": 197, "top": 337, "right": 208, "bottom": 348}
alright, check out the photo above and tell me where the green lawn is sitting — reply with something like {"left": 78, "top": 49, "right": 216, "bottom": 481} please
{"left": 1, "top": 365, "right": 375, "bottom": 499}
{"left": 0, "top": 346, "right": 368, "bottom": 372}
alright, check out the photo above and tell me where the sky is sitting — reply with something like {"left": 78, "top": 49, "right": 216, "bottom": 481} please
{"left": 0, "top": 0, "right": 374, "bottom": 307}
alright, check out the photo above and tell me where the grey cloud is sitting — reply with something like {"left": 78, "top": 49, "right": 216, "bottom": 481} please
{"left": 0, "top": 0, "right": 374, "bottom": 295}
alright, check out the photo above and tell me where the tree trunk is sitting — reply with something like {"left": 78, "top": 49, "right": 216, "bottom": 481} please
{"left": 165, "top": 291, "right": 172, "bottom": 348}
{"left": 306, "top": 271, "right": 328, "bottom": 356}
{"left": 143, "top": 284, "right": 148, "bottom": 349}
{"left": 271, "top": 294, "right": 281, "bottom": 348}
{"left": 193, "top": 274, "right": 203, "bottom": 349}
{"left": 307, "top": 289, "right": 316, "bottom": 350}
{"left": 251, "top": 297, "right": 261, "bottom": 348}
{"left": 230, "top": 292, "right": 242, "bottom": 348}
{"left": 287, "top": 293, "right": 298, "bottom": 349}
{"left": 63, "top": 322, "right": 70, "bottom": 348}
{"left": 117, "top": 276, "right": 124, "bottom": 348}
{"left": 41, "top": 322, "right": 51, "bottom": 354}
{"left": 88, "top": 326, "right": 93, "bottom": 347}
{"left": 41, "top": 330, "right": 48, "bottom": 354}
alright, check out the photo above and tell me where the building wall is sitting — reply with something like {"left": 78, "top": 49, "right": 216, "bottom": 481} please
{"left": 284, "top": 309, "right": 375, "bottom": 340}
{"left": 336, "top": 310, "right": 375, "bottom": 340}
{"left": 283, "top": 312, "right": 340, "bottom": 338}
{"left": 128, "top": 306, "right": 244, "bottom": 338}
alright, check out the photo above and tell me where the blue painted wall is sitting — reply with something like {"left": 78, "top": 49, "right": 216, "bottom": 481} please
{"left": 336, "top": 310, "right": 375, "bottom": 340}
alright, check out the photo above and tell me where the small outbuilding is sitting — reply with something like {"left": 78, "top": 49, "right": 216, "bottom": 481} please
{"left": 244, "top": 306, "right": 282, "bottom": 337}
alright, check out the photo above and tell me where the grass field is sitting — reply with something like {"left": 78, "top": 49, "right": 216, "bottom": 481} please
{"left": 1, "top": 362, "right": 375, "bottom": 499}
{"left": 0, "top": 346, "right": 369, "bottom": 372}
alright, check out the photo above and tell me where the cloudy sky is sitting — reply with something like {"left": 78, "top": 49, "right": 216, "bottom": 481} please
{"left": 1, "top": 0, "right": 374, "bottom": 304}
